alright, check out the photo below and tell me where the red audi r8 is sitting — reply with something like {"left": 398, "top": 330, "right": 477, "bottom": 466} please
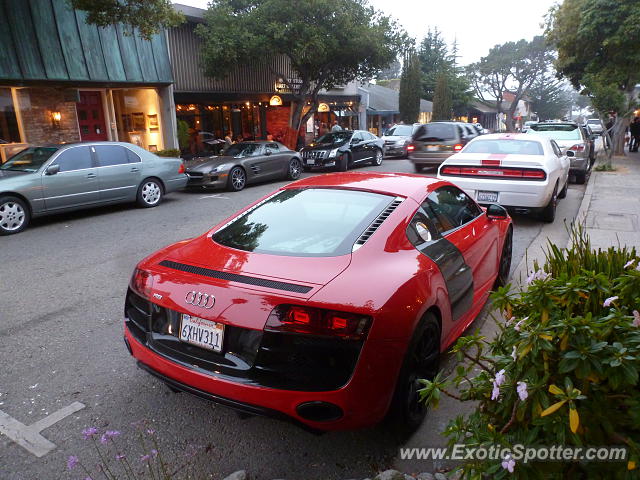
{"left": 124, "top": 172, "right": 512, "bottom": 431}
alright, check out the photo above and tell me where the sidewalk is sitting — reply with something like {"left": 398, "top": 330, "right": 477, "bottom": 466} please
{"left": 575, "top": 150, "right": 640, "bottom": 251}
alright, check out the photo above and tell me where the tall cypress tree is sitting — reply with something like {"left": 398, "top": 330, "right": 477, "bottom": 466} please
{"left": 433, "top": 72, "right": 452, "bottom": 120}
{"left": 399, "top": 51, "right": 421, "bottom": 123}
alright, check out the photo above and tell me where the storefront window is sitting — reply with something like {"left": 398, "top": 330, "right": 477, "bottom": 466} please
{"left": 0, "top": 88, "right": 21, "bottom": 143}
{"left": 112, "top": 89, "right": 163, "bottom": 151}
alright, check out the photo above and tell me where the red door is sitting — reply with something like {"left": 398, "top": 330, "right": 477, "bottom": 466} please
{"left": 76, "top": 91, "right": 108, "bottom": 141}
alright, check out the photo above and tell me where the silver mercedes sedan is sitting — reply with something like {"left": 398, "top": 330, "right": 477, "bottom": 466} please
{"left": 0, "top": 142, "right": 187, "bottom": 235}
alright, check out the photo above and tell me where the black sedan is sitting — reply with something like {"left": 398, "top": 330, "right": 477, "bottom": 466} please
{"left": 184, "top": 141, "right": 302, "bottom": 192}
{"left": 300, "top": 130, "right": 385, "bottom": 171}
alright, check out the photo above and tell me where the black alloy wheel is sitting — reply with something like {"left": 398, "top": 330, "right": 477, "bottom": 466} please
{"left": 494, "top": 226, "right": 513, "bottom": 288}
{"left": 227, "top": 166, "right": 246, "bottom": 191}
{"left": 287, "top": 158, "right": 302, "bottom": 180}
{"left": 540, "top": 183, "right": 558, "bottom": 223}
{"left": 388, "top": 313, "right": 441, "bottom": 433}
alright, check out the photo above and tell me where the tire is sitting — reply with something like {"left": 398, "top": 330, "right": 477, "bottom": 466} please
{"left": 574, "top": 170, "right": 586, "bottom": 185}
{"left": 136, "top": 178, "right": 163, "bottom": 208}
{"left": 287, "top": 158, "right": 302, "bottom": 180}
{"left": 371, "top": 149, "right": 383, "bottom": 166}
{"left": 413, "top": 164, "right": 423, "bottom": 173}
{"left": 494, "top": 226, "right": 513, "bottom": 288}
{"left": 0, "top": 195, "right": 30, "bottom": 235}
{"left": 337, "top": 153, "right": 350, "bottom": 172}
{"left": 227, "top": 166, "right": 246, "bottom": 191}
{"left": 558, "top": 178, "right": 568, "bottom": 199}
{"left": 387, "top": 313, "right": 441, "bottom": 434}
{"left": 539, "top": 183, "right": 558, "bottom": 223}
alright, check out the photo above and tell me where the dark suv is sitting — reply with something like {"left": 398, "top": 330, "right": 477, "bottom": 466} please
{"left": 409, "top": 122, "right": 477, "bottom": 172}
{"left": 300, "top": 130, "right": 385, "bottom": 171}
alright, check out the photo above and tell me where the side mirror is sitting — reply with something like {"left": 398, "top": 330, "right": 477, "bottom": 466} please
{"left": 566, "top": 150, "right": 575, "bottom": 157}
{"left": 486, "top": 204, "right": 508, "bottom": 220}
{"left": 45, "top": 164, "right": 60, "bottom": 175}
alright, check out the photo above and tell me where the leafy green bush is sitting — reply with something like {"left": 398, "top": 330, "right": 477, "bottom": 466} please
{"left": 177, "top": 119, "right": 190, "bottom": 151}
{"left": 421, "top": 225, "right": 640, "bottom": 478}
{"left": 155, "top": 149, "right": 181, "bottom": 158}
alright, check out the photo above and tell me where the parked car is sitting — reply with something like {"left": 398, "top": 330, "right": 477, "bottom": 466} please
{"left": 525, "top": 121, "right": 593, "bottom": 184}
{"left": 522, "top": 120, "right": 538, "bottom": 133}
{"left": 437, "top": 133, "right": 570, "bottom": 223}
{"left": 123, "top": 171, "right": 512, "bottom": 431}
{"left": 185, "top": 141, "right": 302, "bottom": 192}
{"left": 381, "top": 124, "right": 418, "bottom": 157}
{"left": 586, "top": 118, "right": 604, "bottom": 135}
{"left": 0, "top": 142, "right": 187, "bottom": 235}
{"left": 300, "top": 130, "right": 384, "bottom": 171}
{"left": 408, "top": 122, "right": 476, "bottom": 172}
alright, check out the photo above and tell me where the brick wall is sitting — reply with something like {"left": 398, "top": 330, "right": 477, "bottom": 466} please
{"left": 17, "top": 87, "right": 80, "bottom": 144}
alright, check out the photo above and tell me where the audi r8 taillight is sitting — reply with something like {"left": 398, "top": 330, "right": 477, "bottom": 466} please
{"left": 130, "top": 267, "right": 154, "bottom": 299}
{"left": 265, "top": 305, "right": 371, "bottom": 340}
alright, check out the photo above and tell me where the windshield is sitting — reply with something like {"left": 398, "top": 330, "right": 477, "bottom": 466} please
{"left": 463, "top": 140, "right": 544, "bottom": 155}
{"left": 414, "top": 123, "right": 456, "bottom": 141}
{"left": 314, "top": 132, "right": 352, "bottom": 144}
{"left": 528, "top": 125, "right": 581, "bottom": 140}
{"left": 212, "top": 188, "right": 395, "bottom": 256}
{"left": 224, "top": 143, "right": 262, "bottom": 157}
{"left": 0, "top": 147, "right": 58, "bottom": 172}
{"left": 386, "top": 125, "right": 413, "bottom": 136}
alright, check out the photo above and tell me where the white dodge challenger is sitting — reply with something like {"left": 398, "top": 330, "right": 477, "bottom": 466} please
{"left": 436, "top": 133, "right": 571, "bottom": 223}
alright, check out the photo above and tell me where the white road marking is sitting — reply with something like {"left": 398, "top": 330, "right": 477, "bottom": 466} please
{"left": 0, "top": 401, "right": 85, "bottom": 457}
{"left": 199, "top": 194, "right": 230, "bottom": 200}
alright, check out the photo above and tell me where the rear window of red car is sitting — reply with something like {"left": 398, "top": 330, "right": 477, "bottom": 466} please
{"left": 212, "top": 188, "right": 395, "bottom": 256}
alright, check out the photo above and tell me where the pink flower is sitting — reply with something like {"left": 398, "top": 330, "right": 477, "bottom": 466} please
{"left": 494, "top": 369, "right": 506, "bottom": 386}
{"left": 624, "top": 259, "right": 636, "bottom": 269}
{"left": 526, "top": 270, "right": 550, "bottom": 284}
{"left": 115, "top": 454, "right": 126, "bottom": 460}
{"left": 506, "top": 316, "right": 515, "bottom": 326}
{"left": 100, "top": 430, "right": 121, "bottom": 444}
{"left": 82, "top": 427, "right": 98, "bottom": 440}
{"left": 514, "top": 319, "right": 525, "bottom": 331}
{"left": 603, "top": 296, "right": 618, "bottom": 307}
{"left": 636, "top": 264, "right": 640, "bottom": 271}
{"left": 140, "top": 454, "right": 151, "bottom": 462}
{"left": 517, "top": 381, "right": 528, "bottom": 401}
{"left": 67, "top": 455, "right": 78, "bottom": 470}
{"left": 632, "top": 310, "right": 640, "bottom": 327}
{"left": 511, "top": 345, "right": 517, "bottom": 361}
{"left": 502, "top": 455, "right": 516, "bottom": 473}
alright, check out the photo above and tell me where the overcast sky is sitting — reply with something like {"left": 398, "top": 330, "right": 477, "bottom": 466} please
{"left": 174, "top": 0, "right": 559, "bottom": 65}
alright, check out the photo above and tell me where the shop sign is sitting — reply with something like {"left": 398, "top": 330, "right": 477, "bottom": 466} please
{"left": 318, "top": 103, "right": 330, "bottom": 112}
{"left": 269, "top": 95, "right": 283, "bottom": 106}
{"left": 275, "top": 77, "right": 302, "bottom": 94}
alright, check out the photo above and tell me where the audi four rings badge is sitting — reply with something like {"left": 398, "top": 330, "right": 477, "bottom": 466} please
{"left": 185, "top": 291, "right": 215, "bottom": 309}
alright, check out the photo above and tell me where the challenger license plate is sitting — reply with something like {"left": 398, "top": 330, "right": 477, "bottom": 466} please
{"left": 179, "top": 314, "right": 224, "bottom": 352}
{"left": 477, "top": 191, "right": 499, "bottom": 203}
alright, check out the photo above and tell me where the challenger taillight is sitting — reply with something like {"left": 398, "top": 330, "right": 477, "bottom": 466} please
{"left": 453, "top": 144, "right": 463, "bottom": 152}
{"left": 130, "top": 267, "right": 154, "bottom": 298}
{"left": 440, "top": 165, "right": 547, "bottom": 181}
{"left": 569, "top": 144, "right": 585, "bottom": 152}
{"left": 178, "top": 163, "right": 186, "bottom": 174}
{"left": 265, "top": 305, "right": 371, "bottom": 340}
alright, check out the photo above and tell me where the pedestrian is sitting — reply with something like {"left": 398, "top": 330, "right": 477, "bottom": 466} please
{"left": 331, "top": 120, "right": 342, "bottom": 132}
{"left": 630, "top": 117, "right": 640, "bottom": 152}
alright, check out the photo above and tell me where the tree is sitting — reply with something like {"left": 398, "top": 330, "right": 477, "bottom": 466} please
{"left": 69, "top": 0, "right": 184, "bottom": 40}
{"left": 418, "top": 28, "right": 473, "bottom": 117}
{"left": 469, "top": 36, "right": 553, "bottom": 131}
{"left": 377, "top": 58, "right": 402, "bottom": 81}
{"left": 433, "top": 72, "right": 452, "bottom": 121}
{"left": 196, "top": 0, "right": 407, "bottom": 133}
{"left": 546, "top": 0, "right": 640, "bottom": 156}
{"left": 528, "top": 76, "right": 573, "bottom": 120}
{"left": 399, "top": 51, "right": 421, "bottom": 123}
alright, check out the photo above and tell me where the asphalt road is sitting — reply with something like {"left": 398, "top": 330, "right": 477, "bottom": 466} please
{"left": 0, "top": 158, "right": 585, "bottom": 480}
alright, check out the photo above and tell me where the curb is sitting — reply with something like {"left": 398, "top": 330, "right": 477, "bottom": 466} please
{"left": 572, "top": 160, "right": 599, "bottom": 238}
